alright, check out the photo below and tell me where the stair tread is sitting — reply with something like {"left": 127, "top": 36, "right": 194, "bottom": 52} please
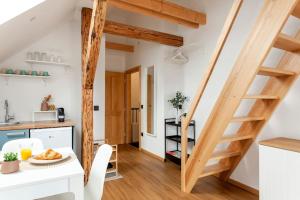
{"left": 231, "top": 116, "right": 265, "bottom": 122}
{"left": 210, "top": 150, "right": 241, "bottom": 160}
{"left": 292, "top": 2, "right": 300, "bottom": 19}
{"left": 220, "top": 134, "right": 253, "bottom": 143}
{"left": 243, "top": 95, "right": 280, "bottom": 100}
{"left": 258, "top": 67, "right": 296, "bottom": 77}
{"left": 199, "top": 164, "right": 231, "bottom": 178}
{"left": 274, "top": 33, "right": 300, "bottom": 52}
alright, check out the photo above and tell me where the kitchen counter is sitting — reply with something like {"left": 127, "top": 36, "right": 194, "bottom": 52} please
{"left": 0, "top": 120, "right": 76, "bottom": 131}
{"left": 259, "top": 137, "right": 300, "bottom": 153}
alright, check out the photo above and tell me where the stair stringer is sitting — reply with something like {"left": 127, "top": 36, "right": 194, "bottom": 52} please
{"left": 183, "top": 0, "right": 300, "bottom": 193}
{"left": 218, "top": 32, "right": 300, "bottom": 181}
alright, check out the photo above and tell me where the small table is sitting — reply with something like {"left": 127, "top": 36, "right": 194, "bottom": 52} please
{"left": 0, "top": 147, "right": 84, "bottom": 200}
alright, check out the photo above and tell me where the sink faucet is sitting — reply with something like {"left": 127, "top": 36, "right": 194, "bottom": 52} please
{"left": 4, "top": 100, "right": 14, "bottom": 123}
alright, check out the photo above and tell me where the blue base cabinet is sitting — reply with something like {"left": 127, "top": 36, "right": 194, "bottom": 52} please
{"left": 0, "top": 129, "right": 29, "bottom": 150}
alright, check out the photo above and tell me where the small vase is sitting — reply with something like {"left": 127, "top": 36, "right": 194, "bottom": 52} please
{"left": 175, "top": 115, "right": 179, "bottom": 124}
{"left": 41, "top": 102, "right": 49, "bottom": 111}
{"left": 1, "top": 160, "right": 20, "bottom": 174}
{"left": 175, "top": 108, "right": 181, "bottom": 124}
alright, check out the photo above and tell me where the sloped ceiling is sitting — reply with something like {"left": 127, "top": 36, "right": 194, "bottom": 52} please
{"left": 0, "top": 0, "right": 77, "bottom": 62}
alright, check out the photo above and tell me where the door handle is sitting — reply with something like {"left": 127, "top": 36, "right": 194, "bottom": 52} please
{"left": 6, "top": 132, "right": 25, "bottom": 137}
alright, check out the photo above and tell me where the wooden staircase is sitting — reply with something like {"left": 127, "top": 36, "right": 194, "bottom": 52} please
{"left": 181, "top": 0, "right": 300, "bottom": 193}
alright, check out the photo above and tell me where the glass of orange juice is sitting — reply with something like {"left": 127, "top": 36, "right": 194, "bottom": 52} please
{"left": 21, "top": 148, "right": 32, "bottom": 160}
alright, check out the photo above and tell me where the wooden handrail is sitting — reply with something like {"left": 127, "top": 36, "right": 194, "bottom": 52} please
{"left": 181, "top": 0, "right": 243, "bottom": 192}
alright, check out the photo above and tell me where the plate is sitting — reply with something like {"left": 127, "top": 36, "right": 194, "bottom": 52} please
{"left": 27, "top": 153, "right": 70, "bottom": 165}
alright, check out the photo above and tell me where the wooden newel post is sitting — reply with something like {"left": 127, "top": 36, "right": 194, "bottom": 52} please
{"left": 181, "top": 117, "right": 188, "bottom": 192}
{"left": 81, "top": 0, "right": 107, "bottom": 184}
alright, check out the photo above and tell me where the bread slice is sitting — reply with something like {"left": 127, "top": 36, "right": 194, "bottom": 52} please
{"left": 34, "top": 149, "right": 62, "bottom": 160}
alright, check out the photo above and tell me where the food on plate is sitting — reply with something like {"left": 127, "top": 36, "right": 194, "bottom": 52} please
{"left": 34, "top": 149, "right": 62, "bottom": 160}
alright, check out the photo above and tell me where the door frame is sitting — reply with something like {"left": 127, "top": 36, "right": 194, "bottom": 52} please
{"left": 125, "top": 65, "right": 142, "bottom": 150}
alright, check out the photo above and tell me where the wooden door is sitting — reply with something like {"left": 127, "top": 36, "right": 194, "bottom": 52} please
{"left": 105, "top": 71, "right": 125, "bottom": 145}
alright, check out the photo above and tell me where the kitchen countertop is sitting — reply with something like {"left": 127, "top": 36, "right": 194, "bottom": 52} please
{"left": 260, "top": 137, "right": 300, "bottom": 153}
{"left": 0, "top": 120, "right": 76, "bottom": 131}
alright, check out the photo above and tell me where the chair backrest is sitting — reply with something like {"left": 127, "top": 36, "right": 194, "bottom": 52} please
{"left": 2, "top": 138, "right": 44, "bottom": 156}
{"left": 85, "top": 144, "right": 112, "bottom": 200}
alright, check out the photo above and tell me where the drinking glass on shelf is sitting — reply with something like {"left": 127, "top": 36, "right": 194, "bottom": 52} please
{"left": 26, "top": 52, "right": 33, "bottom": 60}
{"left": 49, "top": 54, "right": 55, "bottom": 62}
{"left": 33, "top": 51, "right": 40, "bottom": 61}
{"left": 56, "top": 56, "right": 63, "bottom": 63}
{"left": 41, "top": 52, "right": 47, "bottom": 61}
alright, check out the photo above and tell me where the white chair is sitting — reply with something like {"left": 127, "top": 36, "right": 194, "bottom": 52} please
{"left": 2, "top": 138, "right": 44, "bottom": 156}
{"left": 38, "top": 144, "right": 113, "bottom": 200}
{"left": 85, "top": 144, "right": 112, "bottom": 199}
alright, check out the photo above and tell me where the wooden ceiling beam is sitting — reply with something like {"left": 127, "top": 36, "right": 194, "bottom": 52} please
{"left": 106, "top": 41, "right": 134, "bottom": 52}
{"left": 108, "top": 0, "right": 206, "bottom": 28}
{"left": 104, "top": 20, "right": 183, "bottom": 47}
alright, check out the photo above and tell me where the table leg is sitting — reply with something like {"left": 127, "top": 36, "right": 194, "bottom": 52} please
{"left": 69, "top": 175, "right": 84, "bottom": 200}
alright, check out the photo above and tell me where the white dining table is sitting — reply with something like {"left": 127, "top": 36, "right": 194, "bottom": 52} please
{"left": 0, "top": 147, "right": 84, "bottom": 200}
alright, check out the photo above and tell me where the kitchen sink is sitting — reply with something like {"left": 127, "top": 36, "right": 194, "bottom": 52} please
{"left": 0, "top": 122, "right": 21, "bottom": 126}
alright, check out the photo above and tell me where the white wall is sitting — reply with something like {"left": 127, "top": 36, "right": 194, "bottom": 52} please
{"left": 125, "top": 0, "right": 300, "bottom": 190}
{"left": 125, "top": 40, "right": 183, "bottom": 158}
{"left": 0, "top": 19, "right": 82, "bottom": 157}
{"left": 0, "top": 15, "right": 106, "bottom": 158}
{"left": 93, "top": 35, "right": 106, "bottom": 141}
{"left": 178, "top": 0, "right": 300, "bottom": 190}
{"left": 5, "top": 0, "right": 298, "bottom": 190}
{"left": 105, "top": 49, "right": 126, "bottom": 72}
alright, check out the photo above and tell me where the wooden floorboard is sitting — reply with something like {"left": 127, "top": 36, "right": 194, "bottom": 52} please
{"left": 103, "top": 145, "right": 258, "bottom": 200}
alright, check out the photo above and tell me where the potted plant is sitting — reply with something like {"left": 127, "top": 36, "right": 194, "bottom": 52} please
{"left": 168, "top": 91, "right": 188, "bottom": 124}
{"left": 1, "top": 152, "right": 20, "bottom": 174}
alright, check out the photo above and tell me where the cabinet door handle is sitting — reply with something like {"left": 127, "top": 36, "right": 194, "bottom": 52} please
{"left": 6, "top": 132, "right": 25, "bottom": 137}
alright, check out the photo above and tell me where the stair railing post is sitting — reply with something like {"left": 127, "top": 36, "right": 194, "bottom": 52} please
{"left": 181, "top": 117, "right": 188, "bottom": 192}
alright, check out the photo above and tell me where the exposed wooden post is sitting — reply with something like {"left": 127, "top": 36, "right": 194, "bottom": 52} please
{"left": 81, "top": 0, "right": 107, "bottom": 184}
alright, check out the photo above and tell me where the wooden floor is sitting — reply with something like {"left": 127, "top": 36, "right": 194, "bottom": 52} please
{"left": 103, "top": 145, "right": 258, "bottom": 200}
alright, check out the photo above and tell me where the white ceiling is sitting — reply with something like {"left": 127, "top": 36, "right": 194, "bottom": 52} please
{"left": 0, "top": 0, "right": 206, "bottom": 61}
{"left": 0, "top": 0, "right": 77, "bottom": 62}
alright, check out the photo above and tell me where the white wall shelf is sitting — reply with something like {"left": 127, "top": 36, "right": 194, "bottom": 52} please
{"left": 26, "top": 59, "right": 70, "bottom": 67}
{"left": 0, "top": 73, "right": 50, "bottom": 79}
{"left": 32, "top": 110, "right": 57, "bottom": 121}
